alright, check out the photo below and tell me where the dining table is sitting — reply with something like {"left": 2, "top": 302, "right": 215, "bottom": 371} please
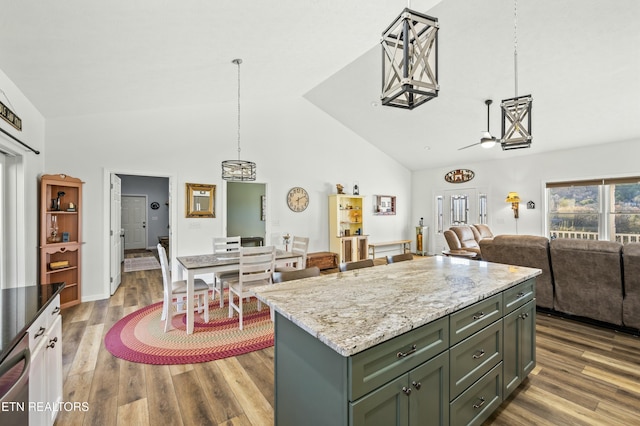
{"left": 176, "top": 249, "right": 304, "bottom": 334}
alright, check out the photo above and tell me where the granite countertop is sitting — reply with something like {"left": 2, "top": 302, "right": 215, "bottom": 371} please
{"left": 253, "top": 256, "right": 541, "bottom": 357}
{"left": 1, "top": 282, "right": 65, "bottom": 361}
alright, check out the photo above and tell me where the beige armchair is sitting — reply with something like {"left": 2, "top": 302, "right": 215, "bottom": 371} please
{"left": 443, "top": 224, "right": 494, "bottom": 258}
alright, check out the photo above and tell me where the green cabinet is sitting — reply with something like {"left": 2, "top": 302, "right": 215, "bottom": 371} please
{"left": 272, "top": 278, "right": 537, "bottom": 426}
{"left": 503, "top": 299, "right": 536, "bottom": 397}
{"left": 350, "top": 351, "right": 450, "bottom": 426}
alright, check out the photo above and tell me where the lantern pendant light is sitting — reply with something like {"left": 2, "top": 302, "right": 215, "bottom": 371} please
{"left": 501, "top": 0, "right": 532, "bottom": 150}
{"left": 380, "top": 1, "right": 439, "bottom": 110}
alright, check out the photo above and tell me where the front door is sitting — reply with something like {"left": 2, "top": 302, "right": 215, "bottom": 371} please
{"left": 122, "top": 195, "right": 147, "bottom": 250}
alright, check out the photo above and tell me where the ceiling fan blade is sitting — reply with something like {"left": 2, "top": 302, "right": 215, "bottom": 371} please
{"left": 458, "top": 142, "right": 481, "bottom": 150}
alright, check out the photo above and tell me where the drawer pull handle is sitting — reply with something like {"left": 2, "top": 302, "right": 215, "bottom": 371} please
{"left": 402, "top": 386, "right": 411, "bottom": 396}
{"left": 473, "top": 397, "right": 486, "bottom": 409}
{"left": 47, "top": 337, "right": 58, "bottom": 349}
{"left": 397, "top": 344, "right": 417, "bottom": 358}
{"left": 52, "top": 306, "right": 61, "bottom": 315}
{"left": 34, "top": 326, "right": 46, "bottom": 339}
{"left": 412, "top": 381, "right": 422, "bottom": 390}
{"left": 473, "top": 312, "right": 485, "bottom": 320}
{"left": 472, "top": 349, "right": 485, "bottom": 359}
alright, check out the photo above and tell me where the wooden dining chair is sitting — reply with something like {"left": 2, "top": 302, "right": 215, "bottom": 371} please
{"left": 386, "top": 252, "right": 414, "bottom": 264}
{"left": 272, "top": 266, "right": 321, "bottom": 283}
{"left": 226, "top": 246, "right": 276, "bottom": 330}
{"left": 339, "top": 258, "right": 374, "bottom": 272}
{"left": 211, "top": 236, "right": 241, "bottom": 307}
{"left": 157, "top": 244, "right": 210, "bottom": 332}
{"left": 276, "top": 236, "right": 310, "bottom": 272}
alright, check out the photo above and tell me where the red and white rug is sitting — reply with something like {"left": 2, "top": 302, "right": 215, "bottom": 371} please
{"left": 105, "top": 297, "right": 274, "bottom": 365}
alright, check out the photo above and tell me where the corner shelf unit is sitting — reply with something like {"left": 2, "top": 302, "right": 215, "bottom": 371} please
{"left": 39, "top": 174, "right": 83, "bottom": 309}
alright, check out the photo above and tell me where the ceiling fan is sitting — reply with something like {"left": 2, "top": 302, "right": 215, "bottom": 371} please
{"left": 458, "top": 99, "right": 498, "bottom": 150}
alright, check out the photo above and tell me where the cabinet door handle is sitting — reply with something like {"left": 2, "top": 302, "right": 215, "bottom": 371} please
{"left": 520, "top": 312, "right": 529, "bottom": 319}
{"left": 472, "top": 312, "right": 485, "bottom": 320}
{"left": 473, "top": 397, "right": 486, "bottom": 409}
{"left": 47, "top": 337, "right": 58, "bottom": 349}
{"left": 396, "top": 344, "right": 417, "bottom": 358}
{"left": 412, "top": 381, "right": 422, "bottom": 390}
{"left": 52, "top": 306, "right": 61, "bottom": 315}
{"left": 401, "top": 386, "right": 411, "bottom": 396}
{"left": 34, "top": 326, "right": 46, "bottom": 339}
{"left": 472, "top": 349, "right": 485, "bottom": 359}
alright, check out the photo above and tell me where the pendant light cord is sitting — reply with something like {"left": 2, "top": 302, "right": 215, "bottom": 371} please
{"left": 234, "top": 59, "right": 242, "bottom": 161}
{"left": 513, "top": 0, "right": 519, "bottom": 97}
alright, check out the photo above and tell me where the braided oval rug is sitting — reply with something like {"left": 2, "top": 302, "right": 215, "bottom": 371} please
{"left": 105, "top": 297, "right": 273, "bottom": 365}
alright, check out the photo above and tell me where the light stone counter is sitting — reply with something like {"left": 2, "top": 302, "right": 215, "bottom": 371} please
{"left": 253, "top": 256, "right": 541, "bottom": 357}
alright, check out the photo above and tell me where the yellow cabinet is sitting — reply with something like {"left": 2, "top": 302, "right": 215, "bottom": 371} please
{"left": 329, "top": 194, "right": 367, "bottom": 264}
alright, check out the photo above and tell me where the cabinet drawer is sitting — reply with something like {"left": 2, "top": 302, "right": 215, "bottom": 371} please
{"left": 349, "top": 317, "right": 448, "bottom": 401}
{"left": 28, "top": 294, "right": 61, "bottom": 351}
{"left": 450, "top": 362, "right": 503, "bottom": 426}
{"left": 450, "top": 320, "right": 502, "bottom": 400}
{"left": 503, "top": 279, "right": 535, "bottom": 315}
{"left": 450, "top": 294, "right": 502, "bottom": 345}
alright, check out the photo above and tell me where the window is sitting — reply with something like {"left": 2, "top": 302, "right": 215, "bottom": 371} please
{"left": 610, "top": 182, "right": 640, "bottom": 243}
{"left": 546, "top": 177, "right": 640, "bottom": 242}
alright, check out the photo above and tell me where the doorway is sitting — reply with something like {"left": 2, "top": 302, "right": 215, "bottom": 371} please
{"left": 105, "top": 170, "right": 173, "bottom": 298}
{"left": 226, "top": 181, "right": 266, "bottom": 244}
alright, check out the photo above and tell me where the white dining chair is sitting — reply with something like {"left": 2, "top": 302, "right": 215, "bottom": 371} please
{"left": 211, "top": 236, "right": 241, "bottom": 307}
{"left": 157, "top": 243, "right": 210, "bottom": 332}
{"left": 275, "top": 236, "right": 309, "bottom": 272}
{"left": 225, "top": 245, "right": 276, "bottom": 330}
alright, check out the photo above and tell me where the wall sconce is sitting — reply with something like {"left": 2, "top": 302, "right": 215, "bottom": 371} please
{"left": 505, "top": 192, "right": 521, "bottom": 218}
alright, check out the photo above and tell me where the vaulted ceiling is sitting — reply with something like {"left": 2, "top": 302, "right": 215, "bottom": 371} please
{"left": 1, "top": 0, "right": 639, "bottom": 169}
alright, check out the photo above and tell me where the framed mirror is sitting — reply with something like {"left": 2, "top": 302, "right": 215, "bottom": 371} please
{"left": 186, "top": 183, "right": 215, "bottom": 218}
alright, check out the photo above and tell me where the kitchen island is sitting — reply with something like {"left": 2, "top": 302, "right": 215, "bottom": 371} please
{"left": 253, "top": 256, "right": 541, "bottom": 426}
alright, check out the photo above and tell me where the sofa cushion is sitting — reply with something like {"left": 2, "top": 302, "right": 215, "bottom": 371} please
{"left": 473, "top": 224, "right": 494, "bottom": 240}
{"left": 623, "top": 243, "right": 640, "bottom": 329}
{"left": 444, "top": 229, "right": 462, "bottom": 251}
{"left": 479, "top": 235, "right": 554, "bottom": 309}
{"left": 550, "top": 238, "right": 623, "bottom": 325}
{"left": 451, "top": 226, "right": 480, "bottom": 250}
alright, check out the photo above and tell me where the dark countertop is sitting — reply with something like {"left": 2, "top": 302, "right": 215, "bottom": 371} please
{"left": 1, "top": 283, "right": 65, "bottom": 362}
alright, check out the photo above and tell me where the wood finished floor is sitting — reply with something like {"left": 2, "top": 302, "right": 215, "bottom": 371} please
{"left": 55, "top": 252, "right": 640, "bottom": 426}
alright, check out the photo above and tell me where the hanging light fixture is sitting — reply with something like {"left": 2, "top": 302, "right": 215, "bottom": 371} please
{"left": 222, "top": 58, "right": 256, "bottom": 181}
{"left": 501, "top": 0, "right": 532, "bottom": 150}
{"left": 380, "top": 1, "right": 439, "bottom": 110}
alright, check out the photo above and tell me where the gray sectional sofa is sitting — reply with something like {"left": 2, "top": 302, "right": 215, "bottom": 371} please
{"left": 479, "top": 236, "right": 638, "bottom": 331}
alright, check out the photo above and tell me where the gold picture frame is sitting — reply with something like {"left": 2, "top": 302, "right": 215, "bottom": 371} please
{"left": 185, "top": 183, "right": 215, "bottom": 218}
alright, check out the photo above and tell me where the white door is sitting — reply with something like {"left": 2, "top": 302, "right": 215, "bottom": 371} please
{"left": 110, "top": 174, "right": 122, "bottom": 295}
{"left": 122, "top": 195, "right": 147, "bottom": 250}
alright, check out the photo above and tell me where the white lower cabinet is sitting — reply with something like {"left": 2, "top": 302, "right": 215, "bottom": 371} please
{"left": 29, "top": 294, "right": 63, "bottom": 426}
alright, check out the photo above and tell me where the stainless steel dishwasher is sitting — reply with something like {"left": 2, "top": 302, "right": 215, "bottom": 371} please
{"left": 0, "top": 332, "right": 30, "bottom": 425}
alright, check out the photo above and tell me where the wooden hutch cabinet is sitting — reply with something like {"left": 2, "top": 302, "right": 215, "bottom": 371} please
{"left": 329, "top": 194, "right": 368, "bottom": 264}
{"left": 39, "top": 174, "right": 83, "bottom": 309}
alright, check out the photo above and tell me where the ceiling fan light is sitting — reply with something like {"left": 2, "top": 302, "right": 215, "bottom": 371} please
{"left": 480, "top": 139, "right": 496, "bottom": 149}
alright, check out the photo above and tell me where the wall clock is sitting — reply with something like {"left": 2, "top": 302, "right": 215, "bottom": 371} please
{"left": 287, "top": 187, "right": 309, "bottom": 212}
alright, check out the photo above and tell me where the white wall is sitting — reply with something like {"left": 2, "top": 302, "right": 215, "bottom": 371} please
{"left": 412, "top": 139, "right": 640, "bottom": 254}
{"left": 0, "top": 68, "right": 45, "bottom": 287}
{"left": 45, "top": 96, "right": 412, "bottom": 301}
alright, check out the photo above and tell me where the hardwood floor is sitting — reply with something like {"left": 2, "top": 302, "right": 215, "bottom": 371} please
{"left": 55, "top": 253, "right": 640, "bottom": 425}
